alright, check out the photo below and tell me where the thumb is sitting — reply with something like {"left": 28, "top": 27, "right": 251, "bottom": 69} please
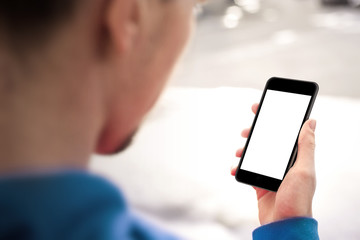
{"left": 293, "top": 119, "right": 316, "bottom": 171}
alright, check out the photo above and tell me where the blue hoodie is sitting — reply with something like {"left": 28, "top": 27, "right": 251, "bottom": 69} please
{"left": 0, "top": 171, "right": 318, "bottom": 240}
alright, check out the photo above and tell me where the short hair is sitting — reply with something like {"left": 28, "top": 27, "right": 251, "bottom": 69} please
{"left": 0, "top": 0, "right": 81, "bottom": 51}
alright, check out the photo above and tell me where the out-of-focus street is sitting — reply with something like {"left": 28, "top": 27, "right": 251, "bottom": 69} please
{"left": 171, "top": 0, "right": 360, "bottom": 98}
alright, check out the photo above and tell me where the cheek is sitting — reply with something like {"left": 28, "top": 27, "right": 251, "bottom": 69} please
{"left": 142, "top": 5, "right": 194, "bottom": 105}
{"left": 170, "top": 5, "right": 194, "bottom": 53}
{"left": 160, "top": 6, "right": 194, "bottom": 72}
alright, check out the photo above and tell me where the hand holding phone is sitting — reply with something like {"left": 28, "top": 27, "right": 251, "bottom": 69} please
{"left": 231, "top": 77, "right": 318, "bottom": 225}
{"left": 235, "top": 77, "right": 318, "bottom": 192}
{"left": 232, "top": 117, "right": 317, "bottom": 225}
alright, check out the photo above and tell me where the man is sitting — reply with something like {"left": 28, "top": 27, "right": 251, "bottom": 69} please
{"left": 0, "top": 0, "right": 318, "bottom": 239}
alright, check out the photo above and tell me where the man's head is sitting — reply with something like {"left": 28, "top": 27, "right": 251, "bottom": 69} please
{"left": 0, "top": 0, "right": 197, "bottom": 169}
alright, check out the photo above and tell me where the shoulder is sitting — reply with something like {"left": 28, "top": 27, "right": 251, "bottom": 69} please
{"left": 0, "top": 171, "right": 179, "bottom": 240}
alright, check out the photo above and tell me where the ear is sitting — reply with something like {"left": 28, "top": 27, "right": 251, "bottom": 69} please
{"left": 106, "top": 0, "right": 140, "bottom": 53}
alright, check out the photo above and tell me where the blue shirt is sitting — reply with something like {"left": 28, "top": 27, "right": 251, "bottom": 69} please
{"left": 0, "top": 171, "right": 319, "bottom": 239}
{"left": 253, "top": 217, "right": 319, "bottom": 240}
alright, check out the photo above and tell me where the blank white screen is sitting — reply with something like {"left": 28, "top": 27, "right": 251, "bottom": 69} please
{"left": 240, "top": 90, "right": 311, "bottom": 180}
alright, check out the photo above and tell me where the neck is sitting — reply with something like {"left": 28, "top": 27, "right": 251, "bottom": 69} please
{"left": 0, "top": 56, "right": 103, "bottom": 174}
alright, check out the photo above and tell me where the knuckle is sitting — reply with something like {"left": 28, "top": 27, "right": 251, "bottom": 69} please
{"left": 295, "top": 169, "right": 316, "bottom": 186}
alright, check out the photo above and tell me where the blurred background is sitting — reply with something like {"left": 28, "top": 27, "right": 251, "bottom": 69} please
{"left": 172, "top": 0, "right": 360, "bottom": 98}
{"left": 92, "top": 0, "right": 360, "bottom": 239}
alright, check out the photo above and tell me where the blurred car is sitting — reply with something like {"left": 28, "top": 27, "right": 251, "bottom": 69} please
{"left": 199, "top": 0, "right": 233, "bottom": 16}
{"left": 200, "top": 0, "right": 262, "bottom": 16}
{"left": 321, "top": 0, "right": 360, "bottom": 7}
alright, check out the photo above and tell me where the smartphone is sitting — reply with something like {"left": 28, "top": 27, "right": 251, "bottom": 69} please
{"left": 235, "top": 77, "right": 319, "bottom": 192}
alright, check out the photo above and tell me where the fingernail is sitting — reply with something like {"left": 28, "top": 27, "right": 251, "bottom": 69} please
{"left": 309, "top": 119, "right": 317, "bottom": 132}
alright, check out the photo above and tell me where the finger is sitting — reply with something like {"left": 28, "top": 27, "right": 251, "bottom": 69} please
{"left": 253, "top": 186, "right": 270, "bottom": 200}
{"left": 235, "top": 148, "right": 243, "bottom": 157}
{"left": 232, "top": 148, "right": 243, "bottom": 176}
{"left": 241, "top": 128, "right": 250, "bottom": 138}
{"left": 252, "top": 103, "right": 259, "bottom": 114}
{"left": 230, "top": 165, "right": 237, "bottom": 176}
{"left": 293, "top": 119, "right": 316, "bottom": 172}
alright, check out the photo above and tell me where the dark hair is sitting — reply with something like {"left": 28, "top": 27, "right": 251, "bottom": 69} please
{"left": 0, "top": 0, "right": 80, "bottom": 50}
